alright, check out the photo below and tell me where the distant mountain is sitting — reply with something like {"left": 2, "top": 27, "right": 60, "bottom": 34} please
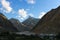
{"left": 22, "top": 16, "right": 39, "bottom": 30}
{"left": 0, "top": 13, "right": 18, "bottom": 32}
{"left": 32, "top": 6, "right": 60, "bottom": 34}
{"left": 9, "top": 18, "right": 30, "bottom": 31}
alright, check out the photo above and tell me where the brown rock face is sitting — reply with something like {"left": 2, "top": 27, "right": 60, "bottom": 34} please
{"left": 0, "top": 13, "right": 18, "bottom": 32}
{"left": 32, "top": 6, "right": 60, "bottom": 34}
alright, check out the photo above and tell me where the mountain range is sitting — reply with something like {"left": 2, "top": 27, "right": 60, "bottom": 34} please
{"left": 0, "top": 13, "right": 39, "bottom": 32}
{"left": 0, "top": 6, "right": 60, "bottom": 34}
{"left": 9, "top": 16, "right": 39, "bottom": 31}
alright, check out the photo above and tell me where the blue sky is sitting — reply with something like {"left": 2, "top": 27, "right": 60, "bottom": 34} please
{"left": 0, "top": 0, "right": 60, "bottom": 22}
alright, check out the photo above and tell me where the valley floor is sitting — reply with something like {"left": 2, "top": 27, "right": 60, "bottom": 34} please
{"left": 0, "top": 32, "right": 60, "bottom": 40}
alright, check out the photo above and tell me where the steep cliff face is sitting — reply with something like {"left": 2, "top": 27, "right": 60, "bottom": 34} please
{"left": 32, "top": 6, "right": 60, "bottom": 34}
{"left": 0, "top": 13, "right": 18, "bottom": 32}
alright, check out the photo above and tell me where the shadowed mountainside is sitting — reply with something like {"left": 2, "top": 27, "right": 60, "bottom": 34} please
{"left": 0, "top": 13, "right": 18, "bottom": 32}
{"left": 32, "top": 6, "right": 60, "bottom": 34}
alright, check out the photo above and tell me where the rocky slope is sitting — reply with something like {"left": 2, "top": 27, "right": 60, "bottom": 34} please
{"left": 32, "top": 6, "right": 60, "bottom": 34}
{"left": 0, "top": 13, "right": 18, "bottom": 32}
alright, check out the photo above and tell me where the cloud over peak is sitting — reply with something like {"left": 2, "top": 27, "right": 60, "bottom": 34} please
{"left": 18, "top": 9, "right": 27, "bottom": 18}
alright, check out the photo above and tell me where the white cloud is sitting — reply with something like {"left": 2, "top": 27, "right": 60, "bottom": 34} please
{"left": 1, "top": 0, "right": 12, "bottom": 13}
{"left": 38, "top": 12, "right": 46, "bottom": 18}
{"left": 26, "top": 0, "right": 35, "bottom": 4}
{"left": 18, "top": 9, "right": 27, "bottom": 18}
{"left": 16, "top": 16, "right": 24, "bottom": 20}
{"left": 18, "top": 9, "right": 34, "bottom": 20}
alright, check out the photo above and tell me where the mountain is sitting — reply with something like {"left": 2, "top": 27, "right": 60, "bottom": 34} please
{"left": 0, "top": 13, "right": 18, "bottom": 32}
{"left": 9, "top": 18, "right": 30, "bottom": 31}
{"left": 9, "top": 16, "right": 39, "bottom": 31}
{"left": 22, "top": 16, "right": 39, "bottom": 30}
{"left": 32, "top": 6, "right": 60, "bottom": 34}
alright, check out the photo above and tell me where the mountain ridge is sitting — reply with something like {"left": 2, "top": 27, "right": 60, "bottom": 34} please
{"left": 0, "top": 13, "right": 18, "bottom": 32}
{"left": 32, "top": 6, "right": 60, "bottom": 34}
